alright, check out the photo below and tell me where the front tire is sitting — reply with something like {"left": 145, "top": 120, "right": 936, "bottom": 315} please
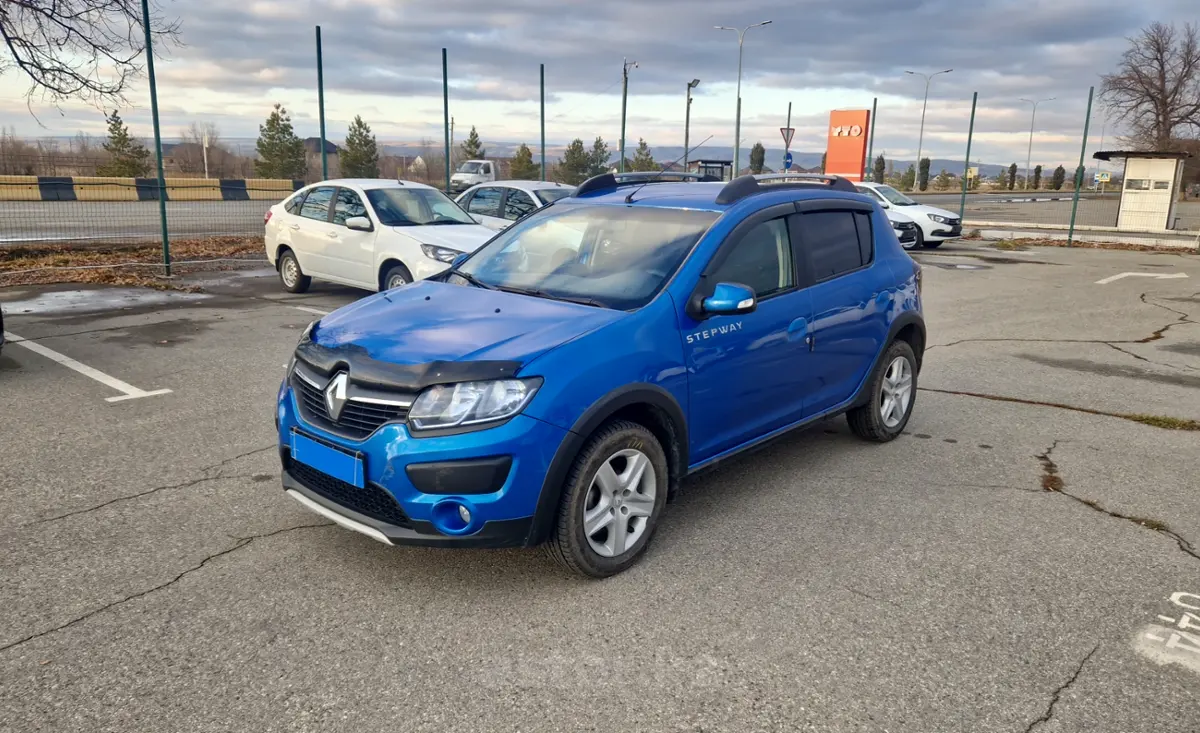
{"left": 847, "top": 340, "right": 918, "bottom": 442}
{"left": 277, "top": 250, "right": 311, "bottom": 293}
{"left": 382, "top": 263, "right": 412, "bottom": 291}
{"left": 544, "top": 420, "right": 669, "bottom": 578}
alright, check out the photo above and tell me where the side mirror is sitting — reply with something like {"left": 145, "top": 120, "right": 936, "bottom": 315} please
{"left": 878, "top": 199, "right": 891, "bottom": 209}
{"left": 345, "top": 216, "right": 373, "bottom": 232}
{"left": 702, "top": 282, "right": 756, "bottom": 316}
{"left": 451, "top": 253, "right": 470, "bottom": 268}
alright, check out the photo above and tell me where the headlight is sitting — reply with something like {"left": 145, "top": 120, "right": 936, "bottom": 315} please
{"left": 421, "top": 244, "right": 463, "bottom": 263}
{"left": 928, "top": 215, "right": 948, "bottom": 224}
{"left": 298, "top": 321, "right": 316, "bottom": 344}
{"left": 891, "top": 220, "right": 906, "bottom": 229}
{"left": 409, "top": 378, "right": 541, "bottom": 431}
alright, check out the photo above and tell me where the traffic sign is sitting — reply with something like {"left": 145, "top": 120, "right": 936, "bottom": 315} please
{"left": 1096, "top": 171, "right": 1111, "bottom": 182}
{"left": 784, "top": 152, "right": 793, "bottom": 170}
{"left": 780, "top": 127, "right": 795, "bottom": 148}
{"left": 967, "top": 166, "right": 979, "bottom": 179}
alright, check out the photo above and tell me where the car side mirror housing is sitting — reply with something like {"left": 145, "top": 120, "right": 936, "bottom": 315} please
{"left": 345, "top": 216, "right": 373, "bottom": 232}
{"left": 702, "top": 282, "right": 757, "bottom": 316}
{"left": 451, "top": 252, "right": 470, "bottom": 268}
{"left": 878, "top": 199, "right": 891, "bottom": 209}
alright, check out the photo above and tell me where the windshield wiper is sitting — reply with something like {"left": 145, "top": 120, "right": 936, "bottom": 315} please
{"left": 497, "top": 286, "right": 607, "bottom": 308}
{"left": 429, "top": 220, "right": 468, "bottom": 225}
{"left": 447, "top": 268, "right": 494, "bottom": 290}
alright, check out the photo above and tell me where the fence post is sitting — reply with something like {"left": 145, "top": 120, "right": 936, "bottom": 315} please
{"left": 316, "top": 26, "right": 328, "bottom": 181}
{"left": 959, "top": 91, "right": 977, "bottom": 220}
{"left": 1067, "top": 86, "right": 1094, "bottom": 247}
{"left": 442, "top": 48, "right": 450, "bottom": 192}
{"left": 866, "top": 96, "right": 877, "bottom": 181}
{"left": 140, "top": 0, "right": 169, "bottom": 276}
{"left": 540, "top": 63, "right": 546, "bottom": 181}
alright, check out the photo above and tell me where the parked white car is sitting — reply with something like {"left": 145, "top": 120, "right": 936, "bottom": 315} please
{"left": 455, "top": 180, "right": 576, "bottom": 231}
{"left": 265, "top": 179, "right": 495, "bottom": 293}
{"left": 854, "top": 181, "right": 963, "bottom": 248}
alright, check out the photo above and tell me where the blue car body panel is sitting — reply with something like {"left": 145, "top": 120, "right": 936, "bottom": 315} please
{"left": 277, "top": 178, "right": 924, "bottom": 548}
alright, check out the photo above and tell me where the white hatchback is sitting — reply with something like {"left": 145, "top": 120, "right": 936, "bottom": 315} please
{"left": 455, "top": 180, "right": 576, "bottom": 232}
{"left": 853, "top": 181, "right": 963, "bottom": 248}
{"left": 265, "top": 179, "right": 495, "bottom": 293}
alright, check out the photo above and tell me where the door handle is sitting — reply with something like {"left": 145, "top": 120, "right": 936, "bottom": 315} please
{"left": 289, "top": 224, "right": 300, "bottom": 230}
{"left": 787, "top": 317, "right": 810, "bottom": 346}
{"left": 326, "top": 232, "right": 338, "bottom": 239}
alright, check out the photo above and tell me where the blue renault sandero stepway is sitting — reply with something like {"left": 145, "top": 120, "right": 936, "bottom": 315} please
{"left": 275, "top": 172, "right": 926, "bottom": 577}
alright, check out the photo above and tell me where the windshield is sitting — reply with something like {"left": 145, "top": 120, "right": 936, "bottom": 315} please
{"left": 871, "top": 185, "right": 916, "bottom": 206}
{"left": 455, "top": 205, "right": 717, "bottom": 310}
{"left": 535, "top": 188, "right": 575, "bottom": 205}
{"left": 456, "top": 161, "right": 484, "bottom": 173}
{"left": 365, "top": 187, "right": 476, "bottom": 226}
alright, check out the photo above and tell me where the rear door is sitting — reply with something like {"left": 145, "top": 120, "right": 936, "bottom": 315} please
{"left": 794, "top": 202, "right": 894, "bottom": 417}
{"left": 464, "top": 186, "right": 508, "bottom": 229}
{"left": 291, "top": 185, "right": 338, "bottom": 277}
{"left": 324, "top": 187, "right": 376, "bottom": 287}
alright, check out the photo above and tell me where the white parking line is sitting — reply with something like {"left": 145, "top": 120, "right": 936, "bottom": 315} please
{"left": 290, "top": 305, "right": 330, "bottom": 316}
{"left": 3, "top": 330, "right": 172, "bottom": 402}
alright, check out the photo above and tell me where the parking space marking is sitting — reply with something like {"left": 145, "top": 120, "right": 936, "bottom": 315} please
{"left": 1095, "top": 271, "right": 1188, "bottom": 285}
{"left": 3, "top": 330, "right": 172, "bottom": 402}
{"left": 290, "top": 306, "right": 331, "bottom": 316}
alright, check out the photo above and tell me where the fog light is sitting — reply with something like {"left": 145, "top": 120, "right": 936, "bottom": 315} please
{"left": 458, "top": 505, "right": 471, "bottom": 524}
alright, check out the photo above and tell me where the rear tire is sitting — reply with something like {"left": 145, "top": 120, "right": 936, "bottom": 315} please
{"left": 277, "top": 250, "right": 311, "bottom": 294}
{"left": 909, "top": 227, "right": 925, "bottom": 251}
{"left": 382, "top": 263, "right": 413, "bottom": 291}
{"left": 847, "top": 340, "right": 918, "bottom": 443}
{"left": 543, "top": 420, "right": 669, "bottom": 578}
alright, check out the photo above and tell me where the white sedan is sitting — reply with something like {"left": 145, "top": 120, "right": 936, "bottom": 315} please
{"left": 265, "top": 179, "right": 495, "bottom": 293}
{"left": 853, "top": 182, "right": 963, "bottom": 248}
{"left": 455, "top": 180, "right": 576, "bottom": 231}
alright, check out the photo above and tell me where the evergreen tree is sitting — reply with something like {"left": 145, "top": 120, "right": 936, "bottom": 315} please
{"left": 587, "top": 136, "right": 610, "bottom": 177}
{"left": 1051, "top": 165, "right": 1067, "bottom": 190}
{"left": 872, "top": 155, "right": 886, "bottom": 183}
{"left": 900, "top": 164, "right": 916, "bottom": 190}
{"left": 1007, "top": 163, "right": 1018, "bottom": 190}
{"left": 96, "top": 110, "right": 150, "bottom": 177}
{"left": 1074, "top": 165, "right": 1086, "bottom": 189}
{"left": 459, "top": 126, "right": 485, "bottom": 160}
{"left": 630, "top": 139, "right": 657, "bottom": 172}
{"left": 749, "top": 142, "right": 766, "bottom": 174}
{"left": 509, "top": 143, "right": 539, "bottom": 180}
{"left": 255, "top": 104, "right": 306, "bottom": 179}
{"left": 558, "top": 138, "right": 590, "bottom": 185}
{"left": 1032, "top": 164, "right": 1043, "bottom": 190}
{"left": 994, "top": 170, "right": 1008, "bottom": 190}
{"left": 918, "top": 157, "right": 931, "bottom": 191}
{"left": 341, "top": 115, "right": 379, "bottom": 178}
{"left": 934, "top": 169, "right": 952, "bottom": 190}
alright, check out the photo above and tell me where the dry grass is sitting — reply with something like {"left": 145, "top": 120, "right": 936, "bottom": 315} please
{"left": 1122, "top": 414, "right": 1200, "bottom": 431}
{"left": 0, "top": 237, "right": 266, "bottom": 290}
{"left": 979, "top": 236, "right": 1198, "bottom": 254}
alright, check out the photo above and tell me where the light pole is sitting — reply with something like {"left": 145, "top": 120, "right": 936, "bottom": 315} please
{"left": 619, "top": 58, "right": 638, "bottom": 173}
{"left": 716, "top": 20, "right": 772, "bottom": 176}
{"left": 904, "top": 68, "right": 952, "bottom": 190}
{"left": 684, "top": 79, "right": 700, "bottom": 170}
{"left": 1019, "top": 97, "right": 1054, "bottom": 189}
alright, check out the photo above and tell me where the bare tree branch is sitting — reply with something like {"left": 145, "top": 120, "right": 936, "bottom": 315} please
{"left": 0, "top": 0, "right": 180, "bottom": 107}
{"left": 1101, "top": 22, "right": 1200, "bottom": 149}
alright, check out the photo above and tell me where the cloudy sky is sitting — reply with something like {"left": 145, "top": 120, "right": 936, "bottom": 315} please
{"left": 0, "top": 0, "right": 1194, "bottom": 167}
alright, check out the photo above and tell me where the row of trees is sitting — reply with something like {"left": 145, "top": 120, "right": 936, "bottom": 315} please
{"left": 867, "top": 154, "right": 1079, "bottom": 191}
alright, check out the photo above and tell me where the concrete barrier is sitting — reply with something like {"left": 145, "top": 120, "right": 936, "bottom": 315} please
{"left": 73, "top": 176, "right": 138, "bottom": 202}
{"left": 0, "top": 175, "right": 41, "bottom": 201}
{"left": 0, "top": 176, "right": 305, "bottom": 202}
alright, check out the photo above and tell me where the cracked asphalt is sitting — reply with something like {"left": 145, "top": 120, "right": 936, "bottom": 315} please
{"left": 1, "top": 242, "right": 1198, "bottom": 732}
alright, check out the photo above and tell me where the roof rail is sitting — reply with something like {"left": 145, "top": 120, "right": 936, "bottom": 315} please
{"left": 574, "top": 170, "right": 722, "bottom": 197}
{"left": 714, "top": 173, "right": 859, "bottom": 205}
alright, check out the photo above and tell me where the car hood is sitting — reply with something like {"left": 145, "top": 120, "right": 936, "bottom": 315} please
{"left": 886, "top": 209, "right": 916, "bottom": 223}
{"left": 903, "top": 203, "right": 959, "bottom": 220}
{"left": 393, "top": 224, "right": 495, "bottom": 252}
{"left": 311, "top": 280, "right": 625, "bottom": 366}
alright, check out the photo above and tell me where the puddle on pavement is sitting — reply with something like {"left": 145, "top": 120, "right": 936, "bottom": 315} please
{"left": 182, "top": 269, "right": 276, "bottom": 289}
{"left": 1018, "top": 353, "right": 1200, "bottom": 389}
{"left": 1161, "top": 342, "right": 1200, "bottom": 357}
{"left": 0, "top": 287, "right": 210, "bottom": 316}
{"left": 99, "top": 318, "right": 216, "bottom": 348}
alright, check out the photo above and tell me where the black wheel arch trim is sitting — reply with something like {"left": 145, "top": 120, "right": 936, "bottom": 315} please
{"left": 850, "top": 311, "right": 926, "bottom": 408}
{"left": 525, "top": 383, "right": 688, "bottom": 546}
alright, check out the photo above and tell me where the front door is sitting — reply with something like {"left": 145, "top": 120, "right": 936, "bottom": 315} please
{"left": 324, "top": 187, "right": 376, "bottom": 287}
{"left": 464, "top": 186, "right": 507, "bottom": 229}
{"left": 683, "top": 209, "right": 813, "bottom": 464}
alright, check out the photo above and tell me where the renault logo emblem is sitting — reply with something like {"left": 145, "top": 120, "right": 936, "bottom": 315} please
{"left": 324, "top": 372, "right": 349, "bottom": 420}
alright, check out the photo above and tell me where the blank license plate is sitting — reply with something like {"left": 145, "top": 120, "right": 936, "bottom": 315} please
{"left": 291, "top": 431, "right": 365, "bottom": 488}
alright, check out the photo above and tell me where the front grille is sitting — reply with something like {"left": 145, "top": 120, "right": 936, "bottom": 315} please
{"left": 292, "top": 372, "right": 409, "bottom": 439}
{"left": 287, "top": 452, "right": 412, "bottom": 528}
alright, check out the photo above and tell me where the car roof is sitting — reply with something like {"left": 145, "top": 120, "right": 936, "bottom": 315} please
{"left": 467, "top": 180, "right": 576, "bottom": 193}
{"left": 313, "top": 178, "right": 438, "bottom": 191}
{"left": 565, "top": 181, "right": 871, "bottom": 213}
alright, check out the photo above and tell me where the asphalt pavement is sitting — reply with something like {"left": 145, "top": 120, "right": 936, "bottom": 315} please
{"left": 7, "top": 193, "right": 1198, "bottom": 245}
{"left": 1, "top": 244, "right": 1198, "bottom": 731}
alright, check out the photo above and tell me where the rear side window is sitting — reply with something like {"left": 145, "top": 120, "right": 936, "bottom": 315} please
{"left": 299, "top": 186, "right": 335, "bottom": 222}
{"left": 853, "top": 211, "right": 873, "bottom": 266}
{"left": 798, "top": 211, "right": 865, "bottom": 281}
{"left": 468, "top": 187, "right": 503, "bottom": 218}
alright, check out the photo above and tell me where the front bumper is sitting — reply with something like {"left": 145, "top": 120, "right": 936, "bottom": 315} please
{"left": 929, "top": 222, "right": 962, "bottom": 239}
{"left": 276, "top": 380, "right": 567, "bottom": 548}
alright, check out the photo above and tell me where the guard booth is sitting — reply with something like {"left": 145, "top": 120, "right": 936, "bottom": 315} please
{"left": 1093, "top": 150, "right": 1192, "bottom": 230}
{"left": 686, "top": 159, "right": 733, "bottom": 181}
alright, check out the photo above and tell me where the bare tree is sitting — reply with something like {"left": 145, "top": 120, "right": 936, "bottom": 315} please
{"left": 0, "top": 1, "right": 180, "bottom": 106}
{"left": 1101, "top": 22, "right": 1200, "bottom": 148}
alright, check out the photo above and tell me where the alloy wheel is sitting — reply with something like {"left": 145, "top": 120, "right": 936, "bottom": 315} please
{"left": 879, "top": 356, "right": 913, "bottom": 428}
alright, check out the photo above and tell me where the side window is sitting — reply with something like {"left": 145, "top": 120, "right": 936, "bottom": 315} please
{"left": 458, "top": 191, "right": 475, "bottom": 209}
{"left": 798, "top": 211, "right": 864, "bottom": 281}
{"left": 853, "top": 211, "right": 873, "bottom": 266}
{"left": 332, "top": 188, "right": 367, "bottom": 226}
{"left": 708, "top": 218, "right": 793, "bottom": 298}
{"left": 285, "top": 191, "right": 307, "bottom": 215}
{"left": 503, "top": 190, "right": 536, "bottom": 221}
{"left": 299, "top": 186, "right": 335, "bottom": 222}
{"left": 482, "top": 163, "right": 492, "bottom": 175}
{"left": 467, "top": 187, "right": 502, "bottom": 218}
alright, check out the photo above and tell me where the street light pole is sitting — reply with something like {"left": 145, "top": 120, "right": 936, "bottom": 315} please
{"left": 904, "top": 68, "right": 952, "bottom": 190}
{"left": 619, "top": 58, "right": 638, "bottom": 174}
{"left": 716, "top": 21, "right": 772, "bottom": 176}
{"left": 684, "top": 79, "right": 700, "bottom": 170}
{"left": 1019, "top": 97, "right": 1055, "bottom": 189}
